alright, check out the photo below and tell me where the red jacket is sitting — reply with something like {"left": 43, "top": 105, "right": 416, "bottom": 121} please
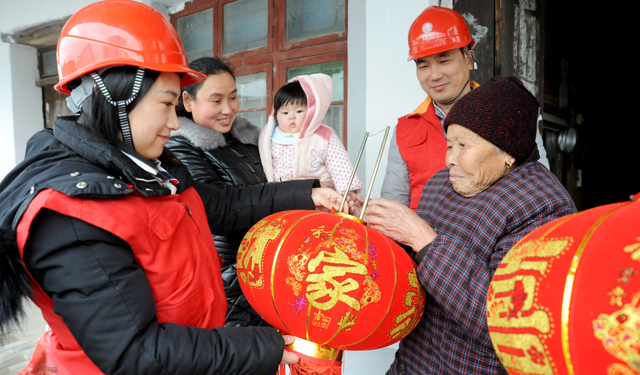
{"left": 395, "top": 82, "right": 481, "bottom": 210}
{"left": 395, "top": 97, "right": 447, "bottom": 210}
{"left": 17, "top": 187, "right": 226, "bottom": 375}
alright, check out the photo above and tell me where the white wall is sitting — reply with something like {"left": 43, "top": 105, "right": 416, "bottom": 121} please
{"left": 354, "top": 0, "right": 437, "bottom": 200}
{"left": 0, "top": 43, "right": 16, "bottom": 178}
{"left": 0, "top": 0, "right": 99, "bottom": 179}
{"left": 10, "top": 44, "right": 42, "bottom": 169}
{"left": 0, "top": 0, "right": 157, "bottom": 180}
{"left": 0, "top": 43, "right": 41, "bottom": 178}
{"left": 342, "top": 2, "right": 437, "bottom": 374}
{"left": 0, "top": 0, "right": 148, "bottom": 32}
{"left": 0, "top": 0, "right": 181, "bottom": 42}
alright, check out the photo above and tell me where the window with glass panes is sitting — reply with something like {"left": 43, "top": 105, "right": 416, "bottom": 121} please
{"left": 172, "top": 0, "right": 348, "bottom": 143}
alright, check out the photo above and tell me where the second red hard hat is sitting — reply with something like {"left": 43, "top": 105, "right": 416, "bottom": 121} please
{"left": 407, "top": 6, "right": 475, "bottom": 61}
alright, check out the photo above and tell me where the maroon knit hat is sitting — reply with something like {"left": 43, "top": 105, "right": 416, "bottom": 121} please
{"left": 444, "top": 76, "right": 539, "bottom": 163}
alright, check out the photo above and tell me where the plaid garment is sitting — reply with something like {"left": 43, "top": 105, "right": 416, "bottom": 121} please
{"left": 387, "top": 161, "right": 576, "bottom": 375}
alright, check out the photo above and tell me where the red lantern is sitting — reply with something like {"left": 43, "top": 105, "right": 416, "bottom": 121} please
{"left": 237, "top": 210, "right": 425, "bottom": 373}
{"left": 487, "top": 194, "right": 640, "bottom": 375}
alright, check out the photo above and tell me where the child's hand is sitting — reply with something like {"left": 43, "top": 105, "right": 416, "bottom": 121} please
{"left": 311, "top": 187, "right": 347, "bottom": 213}
{"left": 347, "top": 192, "right": 365, "bottom": 217}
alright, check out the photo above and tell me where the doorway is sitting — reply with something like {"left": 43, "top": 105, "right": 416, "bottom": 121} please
{"left": 451, "top": 0, "right": 637, "bottom": 211}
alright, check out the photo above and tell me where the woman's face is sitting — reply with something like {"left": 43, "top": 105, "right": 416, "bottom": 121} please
{"left": 128, "top": 72, "right": 181, "bottom": 160}
{"left": 445, "top": 124, "right": 515, "bottom": 197}
{"left": 183, "top": 72, "right": 239, "bottom": 134}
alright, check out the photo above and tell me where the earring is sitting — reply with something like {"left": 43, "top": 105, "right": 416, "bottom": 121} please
{"left": 506, "top": 161, "right": 513, "bottom": 169}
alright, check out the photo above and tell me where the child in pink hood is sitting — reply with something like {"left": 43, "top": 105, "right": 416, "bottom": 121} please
{"left": 259, "top": 74, "right": 362, "bottom": 194}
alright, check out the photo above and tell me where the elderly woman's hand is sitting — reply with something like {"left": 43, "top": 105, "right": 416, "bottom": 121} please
{"left": 364, "top": 198, "right": 437, "bottom": 252}
{"left": 311, "top": 187, "right": 348, "bottom": 213}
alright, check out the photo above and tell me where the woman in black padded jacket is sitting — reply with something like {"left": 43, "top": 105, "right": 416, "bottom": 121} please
{"left": 167, "top": 57, "right": 269, "bottom": 327}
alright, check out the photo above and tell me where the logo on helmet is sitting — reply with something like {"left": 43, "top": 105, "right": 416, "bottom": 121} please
{"left": 422, "top": 22, "right": 433, "bottom": 34}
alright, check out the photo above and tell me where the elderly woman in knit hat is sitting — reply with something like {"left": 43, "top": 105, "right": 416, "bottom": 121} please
{"left": 356, "top": 76, "right": 577, "bottom": 375}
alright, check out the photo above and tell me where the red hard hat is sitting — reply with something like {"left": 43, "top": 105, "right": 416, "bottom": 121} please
{"left": 407, "top": 6, "right": 475, "bottom": 61}
{"left": 54, "top": 0, "right": 206, "bottom": 94}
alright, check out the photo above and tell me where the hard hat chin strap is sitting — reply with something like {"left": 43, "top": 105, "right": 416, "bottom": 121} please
{"left": 89, "top": 67, "right": 145, "bottom": 149}
{"left": 440, "top": 77, "right": 471, "bottom": 107}
{"left": 438, "top": 46, "right": 476, "bottom": 107}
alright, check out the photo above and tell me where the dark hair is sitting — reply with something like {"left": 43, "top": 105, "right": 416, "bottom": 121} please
{"left": 74, "top": 66, "right": 160, "bottom": 146}
{"left": 273, "top": 81, "right": 307, "bottom": 114}
{"left": 176, "top": 57, "right": 235, "bottom": 119}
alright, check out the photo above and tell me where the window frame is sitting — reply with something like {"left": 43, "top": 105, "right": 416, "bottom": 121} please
{"left": 171, "top": 0, "right": 349, "bottom": 144}
{"left": 234, "top": 62, "right": 273, "bottom": 126}
{"left": 276, "top": 0, "right": 347, "bottom": 51}
{"left": 277, "top": 52, "right": 348, "bottom": 144}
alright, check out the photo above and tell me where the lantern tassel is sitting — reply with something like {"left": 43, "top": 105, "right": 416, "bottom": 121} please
{"left": 278, "top": 346, "right": 346, "bottom": 375}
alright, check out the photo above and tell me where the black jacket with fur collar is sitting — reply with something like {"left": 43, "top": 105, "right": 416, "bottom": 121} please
{"left": 167, "top": 116, "right": 270, "bottom": 328}
{"left": 0, "top": 117, "right": 318, "bottom": 374}
{"left": 168, "top": 116, "right": 267, "bottom": 188}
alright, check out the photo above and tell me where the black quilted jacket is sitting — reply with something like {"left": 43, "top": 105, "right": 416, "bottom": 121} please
{"left": 0, "top": 117, "right": 320, "bottom": 374}
{"left": 167, "top": 116, "right": 270, "bottom": 327}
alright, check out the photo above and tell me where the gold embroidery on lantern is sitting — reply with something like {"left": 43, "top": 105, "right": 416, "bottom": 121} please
{"left": 617, "top": 268, "right": 637, "bottom": 284}
{"left": 306, "top": 248, "right": 368, "bottom": 311}
{"left": 606, "top": 286, "right": 627, "bottom": 307}
{"left": 389, "top": 269, "right": 424, "bottom": 340}
{"left": 238, "top": 216, "right": 286, "bottom": 288}
{"left": 360, "top": 275, "right": 381, "bottom": 307}
{"left": 496, "top": 239, "right": 570, "bottom": 277}
{"left": 334, "top": 228, "right": 367, "bottom": 263}
{"left": 593, "top": 292, "right": 640, "bottom": 372}
{"left": 286, "top": 277, "right": 302, "bottom": 296}
{"left": 312, "top": 310, "right": 331, "bottom": 329}
{"left": 288, "top": 253, "right": 310, "bottom": 282}
{"left": 563, "top": 207, "right": 624, "bottom": 375}
{"left": 321, "top": 312, "right": 359, "bottom": 346}
{"left": 487, "top": 238, "right": 571, "bottom": 374}
{"left": 607, "top": 363, "right": 638, "bottom": 375}
{"left": 311, "top": 225, "right": 330, "bottom": 239}
{"left": 623, "top": 237, "right": 640, "bottom": 262}
{"left": 490, "top": 332, "right": 554, "bottom": 374}
{"left": 337, "top": 312, "right": 357, "bottom": 331}
{"left": 487, "top": 276, "right": 551, "bottom": 331}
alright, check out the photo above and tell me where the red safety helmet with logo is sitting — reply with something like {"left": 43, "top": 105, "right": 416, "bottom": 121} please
{"left": 54, "top": 0, "right": 205, "bottom": 94}
{"left": 407, "top": 6, "right": 475, "bottom": 61}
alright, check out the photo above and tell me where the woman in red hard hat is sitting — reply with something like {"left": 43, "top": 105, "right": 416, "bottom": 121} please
{"left": 0, "top": 1, "right": 347, "bottom": 374}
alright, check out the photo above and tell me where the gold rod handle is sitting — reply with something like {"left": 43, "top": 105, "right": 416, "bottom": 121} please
{"left": 338, "top": 132, "right": 369, "bottom": 213}
{"left": 359, "top": 126, "right": 390, "bottom": 220}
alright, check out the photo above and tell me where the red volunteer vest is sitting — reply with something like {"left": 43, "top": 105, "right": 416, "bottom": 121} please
{"left": 396, "top": 97, "right": 447, "bottom": 211}
{"left": 17, "top": 187, "right": 226, "bottom": 375}
{"left": 396, "top": 82, "right": 480, "bottom": 210}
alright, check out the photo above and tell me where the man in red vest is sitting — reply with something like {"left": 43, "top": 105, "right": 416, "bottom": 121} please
{"left": 381, "top": 6, "right": 548, "bottom": 210}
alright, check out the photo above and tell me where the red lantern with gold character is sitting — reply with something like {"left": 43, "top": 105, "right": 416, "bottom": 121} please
{"left": 487, "top": 194, "right": 640, "bottom": 375}
{"left": 237, "top": 210, "right": 425, "bottom": 374}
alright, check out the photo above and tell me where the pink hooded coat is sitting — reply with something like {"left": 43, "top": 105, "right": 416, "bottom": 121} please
{"left": 259, "top": 74, "right": 362, "bottom": 193}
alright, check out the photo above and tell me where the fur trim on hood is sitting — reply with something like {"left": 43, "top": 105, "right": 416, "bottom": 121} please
{"left": 259, "top": 74, "right": 335, "bottom": 183}
{"left": 172, "top": 116, "right": 260, "bottom": 150}
{"left": 262, "top": 73, "right": 333, "bottom": 140}
{"left": 0, "top": 229, "right": 31, "bottom": 336}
